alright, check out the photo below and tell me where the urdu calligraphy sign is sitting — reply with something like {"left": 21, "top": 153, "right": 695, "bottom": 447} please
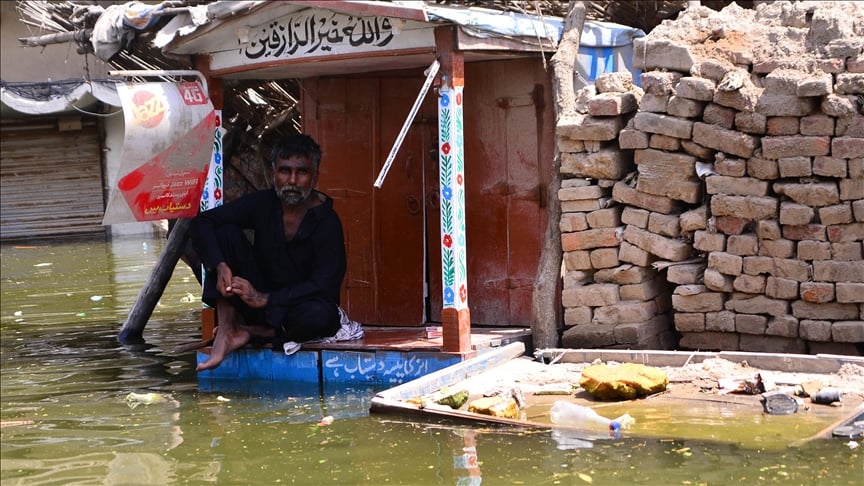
{"left": 210, "top": 9, "right": 435, "bottom": 71}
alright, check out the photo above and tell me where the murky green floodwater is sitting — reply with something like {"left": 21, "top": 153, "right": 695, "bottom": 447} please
{"left": 2, "top": 237, "right": 862, "bottom": 485}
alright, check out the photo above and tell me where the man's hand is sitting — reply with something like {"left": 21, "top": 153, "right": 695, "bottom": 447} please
{"left": 228, "top": 276, "right": 269, "bottom": 309}
{"left": 216, "top": 262, "right": 234, "bottom": 298}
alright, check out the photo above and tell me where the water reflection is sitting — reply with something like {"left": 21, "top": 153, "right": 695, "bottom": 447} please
{"left": 2, "top": 238, "right": 862, "bottom": 485}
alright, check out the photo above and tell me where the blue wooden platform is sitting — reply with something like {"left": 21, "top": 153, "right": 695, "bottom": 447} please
{"left": 197, "top": 326, "right": 533, "bottom": 386}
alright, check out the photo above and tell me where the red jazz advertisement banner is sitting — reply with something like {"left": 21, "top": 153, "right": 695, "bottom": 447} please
{"left": 102, "top": 81, "right": 216, "bottom": 224}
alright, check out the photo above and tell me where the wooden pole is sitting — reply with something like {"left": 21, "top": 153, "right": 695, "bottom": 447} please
{"left": 531, "top": 1, "right": 586, "bottom": 350}
{"left": 118, "top": 217, "right": 191, "bottom": 343}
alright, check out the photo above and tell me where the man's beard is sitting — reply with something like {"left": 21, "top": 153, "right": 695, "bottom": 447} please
{"left": 276, "top": 185, "right": 311, "bottom": 206}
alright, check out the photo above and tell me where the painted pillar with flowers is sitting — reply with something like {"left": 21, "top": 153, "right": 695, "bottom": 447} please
{"left": 435, "top": 27, "right": 472, "bottom": 355}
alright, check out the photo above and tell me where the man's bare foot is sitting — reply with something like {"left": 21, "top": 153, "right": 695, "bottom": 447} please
{"left": 196, "top": 325, "right": 251, "bottom": 371}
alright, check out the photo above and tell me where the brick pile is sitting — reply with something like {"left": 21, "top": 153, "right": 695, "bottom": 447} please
{"left": 556, "top": 1, "right": 863, "bottom": 355}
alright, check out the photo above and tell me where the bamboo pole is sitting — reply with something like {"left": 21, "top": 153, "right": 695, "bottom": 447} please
{"left": 118, "top": 218, "right": 191, "bottom": 343}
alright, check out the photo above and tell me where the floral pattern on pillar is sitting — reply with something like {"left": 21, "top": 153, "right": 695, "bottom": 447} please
{"left": 199, "top": 110, "right": 225, "bottom": 211}
{"left": 439, "top": 85, "right": 467, "bottom": 310}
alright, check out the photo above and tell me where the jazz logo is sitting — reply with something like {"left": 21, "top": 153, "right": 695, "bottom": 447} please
{"left": 131, "top": 90, "right": 166, "bottom": 128}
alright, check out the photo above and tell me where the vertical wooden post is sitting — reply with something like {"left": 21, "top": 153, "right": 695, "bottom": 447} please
{"left": 435, "top": 27, "right": 472, "bottom": 355}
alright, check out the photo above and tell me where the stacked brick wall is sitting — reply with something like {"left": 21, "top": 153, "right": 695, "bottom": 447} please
{"left": 556, "top": 2, "right": 863, "bottom": 355}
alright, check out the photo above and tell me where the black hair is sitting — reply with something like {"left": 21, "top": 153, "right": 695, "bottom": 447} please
{"left": 268, "top": 134, "right": 322, "bottom": 171}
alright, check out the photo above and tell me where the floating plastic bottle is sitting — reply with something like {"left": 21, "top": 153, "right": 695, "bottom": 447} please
{"left": 550, "top": 401, "right": 635, "bottom": 435}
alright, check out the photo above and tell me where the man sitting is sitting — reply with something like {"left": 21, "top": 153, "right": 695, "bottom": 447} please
{"left": 191, "top": 134, "right": 346, "bottom": 371}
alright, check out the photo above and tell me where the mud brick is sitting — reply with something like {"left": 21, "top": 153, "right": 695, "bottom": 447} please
{"left": 648, "top": 212, "right": 681, "bottom": 237}
{"left": 624, "top": 225, "right": 692, "bottom": 261}
{"left": 703, "top": 268, "right": 734, "bottom": 292}
{"left": 667, "top": 96, "right": 705, "bottom": 119}
{"left": 773, "top": 258, "right": 811, "bottom": 282}
{"left": 822, "top": 94, "right": 859, "bottom": 118}
{"left": 833, "top": 321, "right": 864, "bottom": 342}
{"left": 635, "top": 173, "right": 702, "bottom": 207}
{"left": 762, "top": 136, "right": 830, "bottom": 159}
{"left": 736, "top": 314, "right": 768, "bottom": 335}
{"left": 681, "top": 140, "right": 716, "bottom": 159}
{"left": 716, "top": 216, "right": 750, "bottom": 236}
{"left": 635, "top": 148, "right": 697, "bottom": 178}
{"left": 850, "top": 55, "right": 864, "bottom": 73}
{"left": 743, "top": 256, "right": 775, "bottom": 275}
{"left": 727, "top": 234, "right": 758, "bottom": 256}
{"left": 694, "top": 230, "right": 726, "bottom": 252}
{"left": 834, "top": 73, "right": 864, "bottom": 94}
{"left": 764, "top": 70, "right": 803, "bottom": 95}
{"left": 559, "top": 213, "right": 588, "bottom": 232}
{"left": 735, "top": 111, "right": 767, "bottom": 134}
{"left": 833, "top": 137, "right": 864, "bottom": 159}
{"left": 563, "top": 270, "right": 593, "bottom": 288}
{"left": 759, "top": 239, "right": 795, "bottom": 258}
{"left": 640, "top": 71, "right": 682, "bottom": 95}
{"left": 773, "top": 182, "right": 839, "bottom": 207}
{"left": 620, "top": 275, "right": 667, "bottom": 301}
{"left": 633, "top": 112, "right": 694, "bottom": 139}
{"left": 739, "top": 335, "right": 806, "bottom": 354}
{"left": 832, "top": 242, "right": 863, "bottom": 261}
{"left": 588, "top": 92, "right": 639, "bottom": 116}
{"left": 561, "top": 283, "right": 619, "bottom": 307}
{"left": 828, "top": 222, "right": 864, "bottom": 242}
{"left": 703, "top": 103, "right": 735, "bottom": 129}
{"left": 714, "top": 156, "right": 746, "bottom": 177}
{"left": 667, "top": 263, "right": 706, "bottom": 285}
{"left": 693, "top": 122, "right": 759, "bottom": 158}
{"left": 778, "top": 156, "right": 812, "bottom": 177}
{"left": 850, "top": 158, "right": 864, "bottom": 179}
{"left": 618, "top": 128, "right": 649, "bottom": 149}
{"left": 639, "top": 93, "right": 670, "bottom": 113}
{"left": 706, "top": 311, "right": 736, "bottom": 332}
{"left": 708, "top": 252, "right": 743, "bottom": 276}
{"left": 561, "top": 323, "right": 617, "bottom": 348}
{"left": 618, "top": 241, "right": 653, "bottom": 266}
{"left": 725, "top": 294, "right": 790, "bottom": 317}
{"left": 799, "top": 114, "right": 835, "bottom": 136}
{"left": 747, "top": 155, "right": 779, "bottom": 180}
{"left": 593, "top": 300, "right": 658, "bottom": 325}
{"left": 767, "top": 117, "right": 800, "bottom": 136}
{"left": 613, "top": 181, "right": 678, "bottom": 214}
{"left": 621, "top": 207, "right": 649, "bottom": 228}
{"left": 558, "top": 113, "right": 625, "bottom": 141}
{"left": 711, "top": 195, "right": 777, "bottom": 220}
{"left": 800, "top": 282, "right": 835, "bottom": 303}
{"left": 839, "top": 179, "right": 864, "bottom": 200}
{"left": 837, "top": 116, "right": 864, "bottom": 138}
{"left": 563, "top": 306, "right": 592, "bottom": 326}
{"left": 613, "top": 315, "right": 671, "bottom": 346}
{"left": 673, "top": 289, "right": 725, "bottom": 312}
{"left": 593, "top": 264, "right": 657, "bottom": 285}
{"left": 558, "top": 185, "right": 606, "bottom": 201}
{"left": 705, "top": 175, "right": 769, "bottom": 196}
{"left": 561, "top": 150, "right": 633, "bottom": 180}
{"left": 590, "top": 248, "right": 619, "bottom": 269}
{"left": 819, "top": 204, "right": 854, "bottom": 225}
{"left": 680, "top": 205, "right": 708, "bottom": 232}
{"left": 766, "top": 276, "right": 799, "bottom": 300}
{"left": 558, "top": 137, "right": 585, "bottom": 153}
{"left": 796, "top": 72, "right": 834, "bottom": 96}
{"left": 856, "top": 200, "right": 864, "bottom": 222}
{"left": 733, "top": 274, "right": 766, "bottom": 294}
{"left": 813, "top": 260, "right": 864, "bottom": 282}
{"left": 675, "top": 313, "right": 705, "bottom": 332}
{"left": 679, "top": 332, "right": 740, "bottom": 351}
{"left": 561, "top": 227, "right": 622, "bottom": 251}
{"left": 676, "top": 76, "right": 716, "bottom": 101}
{"left": 714, "top": 87, "right": 760, "bottom": 113}
{"left": 766, "top": 316, "right": 799, "bottom": 338}
{"left": 649, "top": 133, "right": 682, "bottom": 151}
{"left": 835, "top": 282, "right": 864, "bottom": 304}
{"left": 563, "top": 250, "right": 592, "bottom": 271}
{"left": 562, "top": 199, "right": 603, "bottom": 212}
{"left": 782, "top": 224, "right": 826, "bottom": 241}
{"left": 756, "top": 94, "right": 818, "bottom": 117}
{"left": 812, "top": 156, "right": 847, "bottom": 178}
{"left": 586, "top": 207, "right": 622, "bottom": 228}
{"left": 796, "top": 241, "right": 831, "bottom": 261}
{"left": 562, "top": 178, "right": 593, "bottom": 188}
{"left": 756, "top": 220, "right": 782, "bottom": 240}
{"left": 800, "top": 320, "right": 834, "bottom": 341}
{"left": 792, "top": 301, "right": 860, "bottom": 320}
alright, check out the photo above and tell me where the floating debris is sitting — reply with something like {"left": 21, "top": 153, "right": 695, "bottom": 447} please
{"left": 125, "top": 392, "right": 168, "bottom": 409}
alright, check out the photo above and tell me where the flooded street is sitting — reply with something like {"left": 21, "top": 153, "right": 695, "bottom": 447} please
{"left": 1, "top": 236, "right": 861, "bottom": 484}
